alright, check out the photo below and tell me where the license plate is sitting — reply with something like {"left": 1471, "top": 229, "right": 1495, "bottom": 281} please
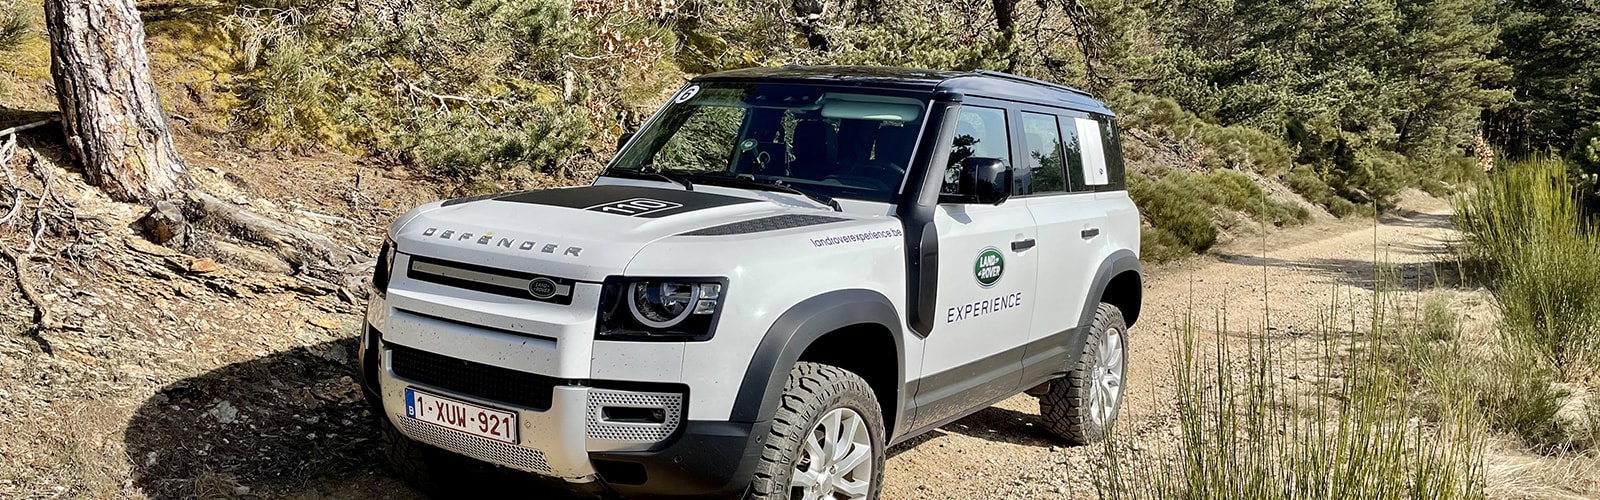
{"left": 405, "top": 388, "right": 519, "bottom": 444}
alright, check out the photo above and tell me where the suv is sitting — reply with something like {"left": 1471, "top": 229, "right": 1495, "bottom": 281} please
{"left": 360, "top": 66, "right": 1142, "bottom": 499}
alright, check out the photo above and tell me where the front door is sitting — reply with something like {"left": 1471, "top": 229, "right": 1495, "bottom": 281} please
{"left": 911, "top": 104, "right": 1039, "bottom": 429}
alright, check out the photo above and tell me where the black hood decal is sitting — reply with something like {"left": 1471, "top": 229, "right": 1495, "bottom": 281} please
{"left": 486, "top": 185, "right": 757, "bottom": 218}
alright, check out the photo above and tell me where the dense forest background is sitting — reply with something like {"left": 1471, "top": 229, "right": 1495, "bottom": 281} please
{"left": 1, "top": 0, "right": 1596, "bottom": 260}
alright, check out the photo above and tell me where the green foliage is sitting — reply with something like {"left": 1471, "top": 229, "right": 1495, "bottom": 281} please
{"left": 1130, "top": 168, "right": 1310, "bottom": 261}
{"left": 226, "top": 0, "right": 675, "bottom": 181}
{"left": 0, "top": 2, "right": 24, "bottom": 55}
{"left": 1486, "top": 1, "right": 1600, "bottom": 158}
{"left": 1454, "top": 157, "right": 1600, "bottom": 377}
{"left": 1129, "top": 173, "right": 1218, "bottom": 259}
{"left": 1386, "top": 295, "right": 1574, "bottom": 451}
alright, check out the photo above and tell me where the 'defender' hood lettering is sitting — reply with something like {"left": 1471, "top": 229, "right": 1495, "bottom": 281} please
{"left": 394, "top": 184, "right": 856, "bottom": 281}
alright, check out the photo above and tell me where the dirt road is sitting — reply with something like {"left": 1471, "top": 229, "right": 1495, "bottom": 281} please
{"left": 879, "top": 193, "right": 1457, "bottom": 499}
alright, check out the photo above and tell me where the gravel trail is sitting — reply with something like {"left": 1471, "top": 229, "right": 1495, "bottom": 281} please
{"left": 879, "top": 193, "right": 1457, "bottom": 499}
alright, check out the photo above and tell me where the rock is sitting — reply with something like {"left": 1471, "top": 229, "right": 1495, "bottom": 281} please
{"left": 209, "top": 400, "right": 239, "bottom": 424}
{"left": 139, "top": 201, "right": 188, "bottom": 246}
{"left": 308, "top": 317, "right": 341, "bottom": 330}
{"left": 188, "top": 258, "right": 220, "bottom": 273}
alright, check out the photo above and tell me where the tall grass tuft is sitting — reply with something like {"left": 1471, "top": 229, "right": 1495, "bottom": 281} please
{"left": 1453, "top": 157, "right": 1600, "bottom": 377}
{"left": 1097, "top": 291, "right": 1487, "bottom": 499}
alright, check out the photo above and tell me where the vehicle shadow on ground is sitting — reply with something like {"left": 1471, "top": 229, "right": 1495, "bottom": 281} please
{"left": 889, "top": 404, "right": 1061, "bottom": 459}
{"left": 123, "top": 338, "right": 582, "bottom": 499}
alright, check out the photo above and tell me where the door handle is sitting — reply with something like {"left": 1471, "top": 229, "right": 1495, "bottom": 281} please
{"left": 1081, "top": 227, "right": 1101, "bottom": 239}
{"left": 1011, "top": 238, "right": 1036, "bottom": 251}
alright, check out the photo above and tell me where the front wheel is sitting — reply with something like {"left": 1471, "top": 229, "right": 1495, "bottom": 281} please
{"left": 748, "top": 362, "right": 886, "bottom": 500}
{"left": 1039, "top": 303, "right": 1129, "bottom": 444}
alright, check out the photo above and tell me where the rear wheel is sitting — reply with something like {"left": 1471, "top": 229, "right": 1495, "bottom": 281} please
{"left": 748, "top": 362, "right": 885, "bottom": 500}
{"left": 1039, "top": 303, "right": 1128, "bottom": 444}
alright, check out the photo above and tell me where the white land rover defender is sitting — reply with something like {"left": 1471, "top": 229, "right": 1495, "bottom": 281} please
{"left": 360, "top": 66, "right": 1142, "bottom": 499}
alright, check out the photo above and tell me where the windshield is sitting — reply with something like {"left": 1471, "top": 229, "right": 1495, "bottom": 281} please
{"left": 607, "top": 83, "right": 929, "bottom": 203}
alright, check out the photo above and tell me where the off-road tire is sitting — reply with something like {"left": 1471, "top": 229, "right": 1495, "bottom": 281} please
{"left": 1039, "top": 303, "right": 1128, "bottom": 445}
{"left": 748, "top": 362, "right": 886, "bottom": 500}
{"left": 382, "top": 416, "right": 471, "bottom": 494}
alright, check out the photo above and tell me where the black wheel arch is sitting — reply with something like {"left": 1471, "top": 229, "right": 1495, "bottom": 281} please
{"left": 730, "top": 289, "right": 907, "bottom": 438}
{"left": 1084, "top": 249, "right": 1142, "bottom": 328}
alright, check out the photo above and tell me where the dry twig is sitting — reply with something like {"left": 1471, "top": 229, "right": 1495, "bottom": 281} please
{"left": 0, "top": 121, "right": 61, "bottom": 332}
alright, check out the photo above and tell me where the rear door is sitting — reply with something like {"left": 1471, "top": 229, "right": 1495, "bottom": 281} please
{"left": 911, "top": 103, "right": 1039, "bottom": 429}
{"left": 1018, "top": 110, "right": 1115, "bottom": 384}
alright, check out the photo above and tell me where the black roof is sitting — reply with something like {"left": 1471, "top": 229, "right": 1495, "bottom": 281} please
{"left": 692, "top": 66, "right": 1112, "bottom": 116}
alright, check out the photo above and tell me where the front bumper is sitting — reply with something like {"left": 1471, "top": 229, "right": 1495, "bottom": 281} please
{"left": 361, "top": 327, "right": 768, "bottom": 497}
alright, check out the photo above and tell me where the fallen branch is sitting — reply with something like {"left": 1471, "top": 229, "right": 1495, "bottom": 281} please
{"left": 0, "top": 128, "right": 57, "bottom": 332}
{"left": 183, "top": 190, "right": 356, "bottom": 279}
{"left": 0, "top": 118, "right": 58, "bottom": 138}
{"left": 0, "top": 244, "right": 54, "bottom": 331}
{"left": 0, "top": 136, "right": 20, "bottom": 227}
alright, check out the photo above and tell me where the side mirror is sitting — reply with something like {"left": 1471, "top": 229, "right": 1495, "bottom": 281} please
{"left": 616, "top": 131, "right": 636, "bottom": 151}
{"left": 960, "top": 157, "right": 1012, "bottom": 205}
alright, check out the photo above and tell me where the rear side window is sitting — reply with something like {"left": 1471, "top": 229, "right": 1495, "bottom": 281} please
{"left": 1098, "top": 117, "right": 1127, "bottom": 191}
{"left": 1072, "top": 117, "right": 1110, "bottom": 187}
{"left": 1018, "top": 112, "right": 1067, "bottom": 195}
{"left": 1056, "top": 118, "right": 1087, "bottom": 192}
{"left": 943, "top": 106, "right": 1010, "bottom": 194}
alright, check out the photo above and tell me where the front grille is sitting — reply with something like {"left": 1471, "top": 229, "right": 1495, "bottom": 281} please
{"left": 389, "top": 344, "right": 557, "bottom": 411}
{"left": 399, "top": 418, "right": 552, "bottom": 474}
{"left": 407, "top": 255, "right": 575, "bottom": 305}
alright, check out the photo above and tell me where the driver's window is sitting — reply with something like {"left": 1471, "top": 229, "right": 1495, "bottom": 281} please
{"left": 655, "top": 105, "right": 746, "bottom": 173}
{"left": 943, "top": 106, "right": 1010, "bottom": 194}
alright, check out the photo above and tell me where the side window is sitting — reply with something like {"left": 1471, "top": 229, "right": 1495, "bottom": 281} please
{"left": 1098, "top": 117, "right": 1127, "bottom": 190}
{"left": 942, "top": 106, "right": 1010, "bottom": 194}
{"left": 1072, "top": 117, "right": 1110, "bottom": 187}
{"left": 655, "top": 105, "right": 747, "bottom": 173}
{"left": 1019, "top": 112, "right": 1067, "bottom": 195}
{"left": 1056, "top": 117, "right": 1087, "bottom": 192}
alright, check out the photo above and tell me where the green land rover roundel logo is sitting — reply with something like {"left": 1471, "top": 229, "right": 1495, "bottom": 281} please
{"left": 974, "top": 247, "right": 1005, "bottom": 288}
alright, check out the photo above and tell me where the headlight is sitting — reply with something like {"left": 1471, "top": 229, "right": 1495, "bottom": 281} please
{"left": 598, "top": 278, "right": 725, "bottom": 341}
{"left": 373, "top": 237, "right": 396, "bottom": 295}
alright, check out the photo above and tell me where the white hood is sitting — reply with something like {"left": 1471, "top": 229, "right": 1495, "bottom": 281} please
{"left": 392, "top": 184, "right": 835, "bottom": 281}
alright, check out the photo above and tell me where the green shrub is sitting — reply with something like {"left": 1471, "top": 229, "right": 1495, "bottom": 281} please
{"left": 0, "top": 3, "right": 24, "bottom": 55}
{"left": 1198, "top": 124, "right": 1293, "bottom": 175}
{"left": 226, "top": 0, "right": 676, "bottom": 181}
{"left": 1139, "top": 226, "right": 1190, "bottom": 263}
{"left": 1454, "top": 157, "right": 1600, "bottom": 376}
{"left": 1129, "top": 173, "right": 1218, "bottom": 254}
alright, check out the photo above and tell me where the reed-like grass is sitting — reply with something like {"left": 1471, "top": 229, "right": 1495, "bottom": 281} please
{"left": 1453, "top": 157, "right": 1600, "bottom": 377}
{"left": 1096, "top": 289, "right": 1487, "bottom": 500}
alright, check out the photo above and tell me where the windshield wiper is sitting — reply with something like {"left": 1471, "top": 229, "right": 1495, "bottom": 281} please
{"left": 694, "top": 174, "right": 842, "bottom": 212}
{"left": 604, "top": 166, "right": 694, "bottom": 191}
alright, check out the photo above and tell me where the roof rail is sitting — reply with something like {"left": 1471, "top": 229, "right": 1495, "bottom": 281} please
{"left": 971, "top": 70, "right": 1093, "bottom": 98}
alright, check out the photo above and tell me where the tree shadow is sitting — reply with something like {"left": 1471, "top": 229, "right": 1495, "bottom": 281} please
{"left": 1212, "top": 254, "right": 1466, "bottom": 291}
{"left": 123, "top": 338, "right": 585, "bottom": 499}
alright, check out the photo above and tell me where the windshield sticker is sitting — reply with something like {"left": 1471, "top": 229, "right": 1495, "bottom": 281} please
{"left": 674, "top": 85, "right": 700, "bottom": 103}
{"left": 974, "top": 247, "right": 1004, "bottom": 288}
{"left": 947, "top": 292, "right": 1024, "bottom": 323}
{"left": 809, "top": 227, "right": 903, "bottom": 247}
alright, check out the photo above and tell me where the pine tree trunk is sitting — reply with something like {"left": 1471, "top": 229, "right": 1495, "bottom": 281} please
{"left": 44, "top": 0, "right": 190, "bottom": 204}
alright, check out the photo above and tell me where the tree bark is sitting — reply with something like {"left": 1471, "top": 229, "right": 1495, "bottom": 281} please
{"left": 44, "top": 0, "right": 191, "bottom": 204}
